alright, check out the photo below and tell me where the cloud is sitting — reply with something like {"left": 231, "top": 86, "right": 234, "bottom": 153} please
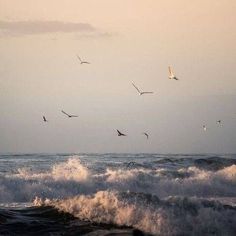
{"left": 0, "top": 20, "right": 103, "bottom": 37}
{"left": 74, "top": 31, "right": 114, "bottom": 40}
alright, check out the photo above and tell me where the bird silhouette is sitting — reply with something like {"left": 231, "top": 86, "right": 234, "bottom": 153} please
{"left": 43, "top": 116, "right": 48, "bottom": 122}
{"left": 117, "top": 130, "right": 126, "bottom": 136}
{"left": 76, "top": 55, "right": 90, "bottom": 64}
{"left": 143, "top": 132, "right": 149, "bottom": 139}
{"left": 132, "top": 83, "right": 153, "bottom": 96}
{"left": 61, "top": 110, "right": 78, "bottom": 118}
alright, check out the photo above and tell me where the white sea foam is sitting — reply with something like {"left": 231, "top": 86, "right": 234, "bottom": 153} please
{"left": 217, "top": 164, "right": 236, "bottom": 181}
{"left": 0, "top": 158, "right": 236, "bottom": 203}
{"left": 15, "top": 158, "right": 90, "bottom": 182}
{"left": 34, "top": 190, "right": 236, "bottom": 236}
{"left": 104, "top": 168, "right": 151, "bottom": 182}
{"left": 1, "top": 156, "right": 236, "bottom": 235}
{"left": 96, "top": 164, "right": 236, "bottom": 198}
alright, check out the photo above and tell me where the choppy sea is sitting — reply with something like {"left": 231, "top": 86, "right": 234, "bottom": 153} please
{"left": 0, "top": 153, "right": 236, "bottom": 236}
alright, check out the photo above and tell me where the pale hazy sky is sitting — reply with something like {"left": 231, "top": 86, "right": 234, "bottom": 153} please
{"left": 0, "top": 0, "right": 236, "bottom": 153}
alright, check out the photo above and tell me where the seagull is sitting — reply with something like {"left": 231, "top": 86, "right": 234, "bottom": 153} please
{"left": 143, "top": 133, "right": 149, "bottom": 139}
{"left": 132, "top": 83, "right": 154, "bottom": 96}
{"left": 76, "top": 55, "right": 90, "bottom": 64}
{"left": 217, "top": 120, "right": 222, "bottom": 125}
{"left": 61, "top": 110, "right": 78, "bottom": 118}
{"left": 43, "top": 116, "right": 48, "bottom": 122}
{"left": 117, "top": 130, "right": 126, "bottom": 136}
{"left": 203, "top": 125, "right": 207, "bottom": 131}
{"left": 168, "top": 66, "right": 179, "bottom": 80}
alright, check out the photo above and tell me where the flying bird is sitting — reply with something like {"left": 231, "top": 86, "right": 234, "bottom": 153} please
{"left": 132, "top": 83, "right": 154, "bottom": 96}
{"left": 61, "top": 110, "right": 78, "bottom": 118}
{"left": 43, "top": 116, "right": 48, "bottom": 122}
{"left": 168, "top": 66, "right": 179, "bottom": 80}
{"left": 203, "top": 125, "right": 207, "bottom": 131}
{"left": 76, "top": 55, "right": 90, "bottom": 64}
{"left": 117, "top": 130, "right": 126, "bottom": 136}
{"left": 217, "top": 120, "right": 222, "bottom": 125}
{"left": 143, "top": 133, "right": 149, "bottom": 139}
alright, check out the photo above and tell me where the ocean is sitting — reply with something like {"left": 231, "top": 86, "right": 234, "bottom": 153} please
{"left": 0, "top": 153, "right": 236, "bottom": 236}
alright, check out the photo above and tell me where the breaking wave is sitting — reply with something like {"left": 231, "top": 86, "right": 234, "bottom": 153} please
{"left": 1, "top": 154, "right": 236, "bottom": 235}
{"left": 0, "top": 157, "right": 236, "bottom": 203}
{"left": 34, "top": 190, "right": 236, "bottom": 235}
{"left": 16, "top": 158, "right": 90, "bottom": 181}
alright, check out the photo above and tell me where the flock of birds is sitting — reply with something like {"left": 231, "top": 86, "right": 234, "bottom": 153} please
{"left": 42, "top": 55, "right": 223, "bottom": 140}
{"left": 43, "top": 110, "right": 78, "bottom": 122}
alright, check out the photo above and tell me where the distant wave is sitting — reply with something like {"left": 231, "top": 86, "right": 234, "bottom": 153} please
{"left": 34, "top": 190, "right": 236, "bottom": 235}
{"left": 152, "top": 155, "right": 236, "bottom": 170}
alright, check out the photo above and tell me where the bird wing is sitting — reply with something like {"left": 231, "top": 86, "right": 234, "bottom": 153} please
{"left": 168, "top": 66, "right": 174, "bottom": 76}
{"left": 117, "top": 130, "right": 126, "bottom": 136}
{"left": 83, "top": 61, "right": 90, "bottom": 64}
{"left": 61, "top": 110, "right": 70, "bottom": 117}
{"left": 117, "top": 129, "right": 122, "bottom": 135}
{"left": 132, "top": 83, "right": 141, "bottom": 93}
{"left": 70, "top": 115, "right": 78, "bottom": 117}
{"left": 76, "top": 55, "right": 82, "bottom": 62}
{"left": 173, "top": 77, "right": 179, "bottom": 80}
{"left": 43, "top": 116, "right": 47, "bottom": 121}
{"left": 142, "top": 92, "right": 154, "bottom": 94}
{"left": 143, "top": 133, "right": 149, "bottom": 139}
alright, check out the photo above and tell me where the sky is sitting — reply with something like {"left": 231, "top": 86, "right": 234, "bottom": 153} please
{"left": 0, "top": 0, "right": 236, "bottom": 153}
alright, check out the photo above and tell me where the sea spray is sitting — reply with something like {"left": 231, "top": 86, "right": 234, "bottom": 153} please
{"left": 34, "top": 190, "right": 236, "bottom": 235}
{"left": 0, "top": 157, "right": 236, "bottom": 203}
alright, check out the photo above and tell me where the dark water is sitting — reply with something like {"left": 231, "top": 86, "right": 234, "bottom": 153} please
{"left": 0, "top": 205, "right": 144, "bottom": 236}
{"left": 0, "top": 154, "right": 236, "bottom": 235}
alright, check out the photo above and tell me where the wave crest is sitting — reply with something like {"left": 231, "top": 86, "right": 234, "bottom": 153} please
{"left": 51, "top": 158, "right": 89, "bottom": 181}
{"left": 1, "top": 158, "right": 236, "bottom": 203}
{"left": 15, "top": 158, "right": 90, "bottom": 182}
